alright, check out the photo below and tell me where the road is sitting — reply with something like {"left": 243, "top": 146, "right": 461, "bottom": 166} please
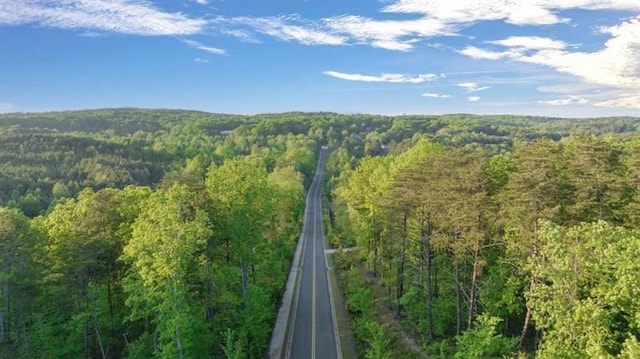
{"left": 286, "top": 146, "right": 341, "bottom": 359}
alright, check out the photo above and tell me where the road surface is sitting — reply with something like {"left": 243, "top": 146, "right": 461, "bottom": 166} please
{"left": 286, "top": 146, "right": 341, "bottom": 359}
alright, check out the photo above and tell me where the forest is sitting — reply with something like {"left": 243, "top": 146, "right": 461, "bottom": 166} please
{"left": 0, "top": 108, "right": 639, "bottom": 358}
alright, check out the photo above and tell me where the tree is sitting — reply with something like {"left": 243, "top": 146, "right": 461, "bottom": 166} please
{"left": 528, "top": 221, "right": 640, "bottom": 359}
{"left": 453, "top": 314, "right": 517, "bottom": 359}
{"left": 206, "top": 159, "right": 275, "bottom": 299}
{"left": 39, "top": 186, "right": 151, "bottom": 358}
{"left": 205, "top": 158, "right": 281, "bottom": 357}
{"left": 0, "top": 207, "right": 37, "bottom": 358}
{"left": 497, "top": 139, "right": 569, "bottom": 350}
{"left": 564, "top": 134, "right": 628, "bottom": 224}
{"left": 122, "top": 185, "right": 212, "bottom": 359}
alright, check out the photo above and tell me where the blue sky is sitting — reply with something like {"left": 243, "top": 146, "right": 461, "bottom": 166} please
{"left": 0, "top": 0, "right": 639, "bottom": 117}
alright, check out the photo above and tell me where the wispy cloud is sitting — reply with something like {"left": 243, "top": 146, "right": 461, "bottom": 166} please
{"left": 214, "top": 2, "right": 640, "bottom": 52}
{"left": 539, "top": 96, "right": 589, "bottom": 106}
{"left": 459, "top": 46, "right": 513, "bottom": 60}
{"left": 381, "top": 0, "right": 640, "bottom": 26}
{"left": 183, "top": 39, "right": 226, "bottom": 55}
{"left": 422, "top": 92, "right": 452, "bottom": 98}
{"left": 467, "top": 96, "right": 480, "bottom": 102}
{"left": 322, "top": 15, "right": 452, "bottom": 51}
{"left": 457, "top": 82, "right": 490, "bottom": 93}
{"left": 595, "top": 93, "right": 640, "bottom": 109}
{"left": 218, "top": 16, "right": 347, "bottom": 46}
{"left": 193, "top": 57, "right": 209, "bottom": 64}
{"left": 222, "top": 29, "right": 260, "bottom": 43}
{"left": 0, "top": 0, "right": 207, "bottom": 35}
{"left": 194, "top": 0, "right": 208, "bottom": 4}
{"left": 488, "top": 36, "right": 568, "bottom": 50}
{"left": 324, "top": 71, "right": 443, "bottom": 83}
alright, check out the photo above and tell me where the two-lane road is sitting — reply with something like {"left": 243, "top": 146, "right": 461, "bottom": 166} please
{"left": 287, "top": 146, "right": 341, "bottom": 359}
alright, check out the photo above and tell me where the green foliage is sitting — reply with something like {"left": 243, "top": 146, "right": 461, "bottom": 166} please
{"left": 529, "top": 221, "right": 640, "bottom": 359}
{"left": 122, "top": 185, "right": 212, "bottom": 358}
{"left": 360, "top": 319, "right": 391, "bottom": 359}
{"left": 454, "top": 315, "right": 518, "bottom": 359}
{"left": 2, "top": 109, "right": 640, "bottom": 358}
{"left": 222, "top": 329, "right": 244, "bottom": 359}
{"left": 344, "top": 267, "right": 376, "bottom": 319}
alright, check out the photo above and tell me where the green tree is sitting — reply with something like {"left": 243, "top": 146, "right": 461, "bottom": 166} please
{"left": 453, "top": 314, "right": 517, "bottom": 359}
{"left": 122, "top": 185, "right": 211, "bottom": 359}
{"left": 37, "top": 186, "right": 150, "bottom": 358}
{"left": 564, "top": 134, "right": 628, "bottom": 224}
{"left": 206, "top": 159, "right": 275, "bottom": 299}
{"left": 0, "top": 207, "right": 37, "bottom": 358}
{"left": 498, "top": 139, "right": 569, "bottom": 349}
{"left": 528, "top": 221, "right": 640, "bottom": 359}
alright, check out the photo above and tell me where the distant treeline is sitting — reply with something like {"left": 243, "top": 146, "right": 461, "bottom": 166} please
{"left": 1, "top": 108, "right": 638, "bottom": 216}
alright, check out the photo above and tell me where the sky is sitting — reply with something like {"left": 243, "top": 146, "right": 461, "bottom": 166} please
{"left": 0, "top": 0, "right": 639, "bottom": 117}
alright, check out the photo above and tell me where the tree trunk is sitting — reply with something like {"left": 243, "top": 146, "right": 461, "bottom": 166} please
{"left": 94, "top": 322, "right": 107, "bottom": 359}
{"left": 518, "top": 274, "right": 535, "bottom": 351}
{"left": 153, "top": 328, "right": 159, "bottom": 354}
{"left": 93, "top": 290, "right": 107, "bottom": 359}
{"left": 422, "top": 217, "right": 434, "bottom": 342}
{"left": 22, "top": 318, "right": 30, "bottom": 359}
{"left": 240, "top": 256, "right": 248, "bottom": 305}
{"left": 172, "top": 284, "right": 184, "bottom": 359}
{"left": 467, "top": 245, "right": 480, "bottom": 330}
{"left": 175, "top": 326, "right": 184, "bottom": 359}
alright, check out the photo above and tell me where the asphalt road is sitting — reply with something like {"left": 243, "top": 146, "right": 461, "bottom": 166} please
{"left": 287, "top": 146, "right": 341, "bottom": 359}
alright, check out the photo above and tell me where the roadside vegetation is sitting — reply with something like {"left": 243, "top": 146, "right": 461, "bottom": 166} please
{"left": 1, "top": 108, "right": 639, "bottom": 358}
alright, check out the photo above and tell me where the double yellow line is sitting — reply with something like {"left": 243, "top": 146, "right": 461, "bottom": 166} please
{"left": 311, "top": 178, "right": 317, "bottom": 359}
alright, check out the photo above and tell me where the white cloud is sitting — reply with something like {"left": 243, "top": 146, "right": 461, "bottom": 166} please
{"left": 536, "top": 82, "right": 606, "bottom": 94}
{"left": 219, "top": 16, "right": 347, "bottom": 46}
{"left": 183, "top": 39, "right": 226, "bottom": 55}
{"left": 381, "top": 0, "right": 640, "bottom": 26}
{"left": 322, "top": 15, "right": 451, "bottom": 51}
{"left": 381, "top": 0, "right": 564, "bottom": 25}
{"left": 461, "top": 20, "right": 640, "bottom": 89}
{"left": 422, "top": 92, "right": 452, "bottom": 98}
{"left": 222, "top": 29, "right": 260, "bottom": 43}
{"left": 193, "top": 57, "right": 209, "bottom": 63}
{"left": 459, "top": 46, "right": 514, "bottom": 60}
{"left": 538, "top": 95, "right": 589, "bottom": 105}
{"left": 488, "top": 36, "right": 568, "bottom": 50}
{"left": 467, "top": 96, "right": 481, "bottom": 102}
{"left": 195, "top": 0, "right": 208, "bottom": 4}
{"left": 214, "top": 1, "right": 640, "bottom": 51}
{"left": 0, "top": 0, "right": 207, "bottom": 35}
{"left": 323, "top": 71, "right": 443, "bottom": 83}
{"left": 457, "top": 82, "right": 490, "bottom": 93}
{"left": 594, "top": 93, "right": 640, "bottom": 109}
{"left": 459, "top": 17, "right": 640, "bottom": 109}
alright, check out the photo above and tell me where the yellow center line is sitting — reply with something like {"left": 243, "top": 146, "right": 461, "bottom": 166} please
{"left": 311, "top": 182, "right": 317, "bottom": 359}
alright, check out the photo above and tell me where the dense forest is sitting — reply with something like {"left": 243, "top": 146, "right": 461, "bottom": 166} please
{"left": 1, "top": 108, "right": 640, "bottom": 358}
{"left": 330, "top": 135, "right": 640, "bottom": 358}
